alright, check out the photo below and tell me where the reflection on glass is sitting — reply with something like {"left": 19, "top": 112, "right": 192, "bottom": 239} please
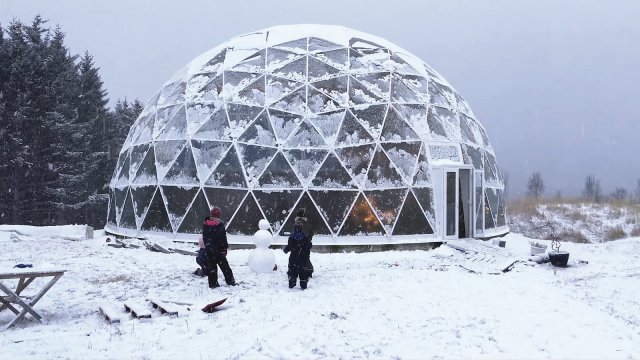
{"left": 446, "top": 172, "right": 456, "bottom": 236}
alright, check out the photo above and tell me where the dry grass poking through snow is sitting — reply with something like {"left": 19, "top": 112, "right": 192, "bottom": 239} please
{"left": 508, "top": 197, "right": 640, "bottom": 243}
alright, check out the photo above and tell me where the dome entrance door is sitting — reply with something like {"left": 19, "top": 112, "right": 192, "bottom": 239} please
{"left": 443, "top": 168, "right": 473, "bottom": 240}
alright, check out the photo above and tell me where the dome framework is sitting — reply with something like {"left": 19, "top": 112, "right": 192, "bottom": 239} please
{"left": 106, "top": 25, "right": 507, "bottom": 244}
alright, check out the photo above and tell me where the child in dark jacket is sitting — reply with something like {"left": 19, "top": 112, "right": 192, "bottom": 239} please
{"left": 283, "top": 208, "right": 313, "bottom": 289}
{"left": 202, "top": 206, "right": 237, "bottom": 288}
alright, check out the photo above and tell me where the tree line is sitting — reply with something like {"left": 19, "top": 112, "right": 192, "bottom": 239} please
{"left": 0, "top": 16, "right": 141, "bottom": 228}
{"left": 525, "top": 171, "right": 640, "bottom": 203}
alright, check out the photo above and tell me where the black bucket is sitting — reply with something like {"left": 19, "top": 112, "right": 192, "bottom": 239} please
{"left": 549, "top": 251, "right": 570, "bottom": 267}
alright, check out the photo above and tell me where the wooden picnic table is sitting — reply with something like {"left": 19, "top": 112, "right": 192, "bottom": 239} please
{"left": 0, "top": 268, "right": 66, "bottom": 330}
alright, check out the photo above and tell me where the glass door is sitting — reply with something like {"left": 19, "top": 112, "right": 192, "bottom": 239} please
{"left": 445, "top": 171, "right": 458, "bottom": 238}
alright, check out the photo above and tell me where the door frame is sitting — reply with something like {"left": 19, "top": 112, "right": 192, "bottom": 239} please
{"left": 438, "top": 165, "right": 474, "bottom": 240}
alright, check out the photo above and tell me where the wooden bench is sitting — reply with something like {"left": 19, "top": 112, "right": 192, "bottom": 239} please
{"left": 148, "top": 298, "right": 179, "bottom": 316}
{"left": 99, "top": 304, "right": 123, "bottom": 323}
{"left": 123, "top": 301, "right": 151, "bottom": 319}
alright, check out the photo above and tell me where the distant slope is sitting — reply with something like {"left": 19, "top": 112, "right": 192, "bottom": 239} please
{"left": 508, "top": 199, "right": 640, "bottom": 243}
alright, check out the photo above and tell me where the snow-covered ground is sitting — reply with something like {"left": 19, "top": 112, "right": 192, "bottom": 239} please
{"left": 1, "top": 226, "right": 640, "bottom": 359}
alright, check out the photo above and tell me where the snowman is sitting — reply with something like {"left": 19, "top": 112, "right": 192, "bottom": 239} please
{"left": 248, "top": 219, "right": 276, "bottom": 273}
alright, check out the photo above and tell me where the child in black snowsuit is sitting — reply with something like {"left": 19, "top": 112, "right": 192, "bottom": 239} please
{"left": 202, "top": 206, "right": 237, "bottom": 288}
{"left": 283, "top": 209, "right": 313, "bottom": 290}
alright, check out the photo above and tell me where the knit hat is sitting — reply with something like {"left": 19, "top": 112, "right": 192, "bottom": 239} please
{"left": 210, "top": 206, "right": 222, "bottom": 218}
{"left": 296, "top": 208, "right": 306, "bottom": 217}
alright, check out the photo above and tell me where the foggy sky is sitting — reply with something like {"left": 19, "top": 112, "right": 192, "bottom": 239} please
{"left": 2, "top": 0, "right": 639, "bottom": 198}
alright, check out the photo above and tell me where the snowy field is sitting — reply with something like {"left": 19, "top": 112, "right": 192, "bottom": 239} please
{"left": 1, "top": 226, "right": 640, "bottom": 359}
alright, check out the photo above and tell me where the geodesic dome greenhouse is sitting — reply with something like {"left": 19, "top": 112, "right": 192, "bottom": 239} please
{"left": 106, "top": 25, "right": 508, "bottom": 244}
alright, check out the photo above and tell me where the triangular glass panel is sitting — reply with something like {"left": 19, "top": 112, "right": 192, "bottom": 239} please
{"left": 308, "top": 56, "right": 341, "bottom": 81}
{"left": 226, "top": 193, "right": 265, "bottom": 235}
{"left": 141, "top": 189, "right": 173, "bottom": 232}
{"left": 380, "top": 106, "right": 420, "bottom": 141}
{"left": 308, "top": 37, "right": 342, "bottom": 53}
{"left": 400, "top": 75, "right": 430, "bottom": 102}
{"left": 335, "top": 144, "right": 376, "bottom": 185}
{"left": 177, "top": 189, "right": 211, "bottom": 234}
{"left": 131, "top": 185, "right": 156, "bottom": 229}
{"left": 129, "top": 144, "right": 151, "bottom": 179}
{"left": 191, "top": 140, "right": 232, "bottom": 182}
{"left": 266, "top": 48, "right": 304, "bottom": 71}
{"left": 271, "top": 38, "right": 308, "bottom": 54}
{"left": 129, "top": 111, "right": 156, "bottom": 146}
{"left": 433, "top": 106, "right": 460, "bottom": 131}
{"left": 484, "top": 191, "right": 496, "bottom": 229}
{"left": 154, "top": 104, "right": 182, "bottom": 139}
{"left": 231, "top": 49, "right": 266, "bottom": 73}
{"left": 227, "top": 103, "right": 264, "bottom": 138}
{"left": 459, "top": 113, "right": 478, "bottom": 144}
{"left": 427, "top": 107, "right": 449, "bottom": 140}
{"left": 156, "top": 105, "right": 187, "bottom": 140}
{"left": 107, "top": 191, "right": 117, "bottom": 226}
{"left": 192, "top": 105, "right": 231, "bottom": 141}
{"left": 131, "top": 146, "right": 157, "bottom": 186}
{"left": 199, "top": 48, "right": 227, "bottom": 74}
{"left": 461, "top": 144, "right": 483, "bottom": 171}
{"left": 350, "top": 105, "right": 387, "bottom": 140}
{"left": 381, "top": 142, "right": 421, "bottom": 182}
{"left": 156, "top": 81, "right": 185, "bottom": 108}
{"left": 278, "top": 192, "right": 331, "bottom": 236}
{"left": 254, "top": 189, "right": 303, "bottom": 233}
{"left": 366, "top": 146, "right": 405, "bottom": 188}
{"left": 266, "top": 76, "right": 303, "bottom": 104}
{"left": 348, "top": 76, "right": 385, "bottom": 105}
{"left": 233, "top": 76, "right": 265, "bottom": 106}
{"left": 388, "top": 53, "right": 422, "bottom": 76}
{"left": 162, "top": 144, "right": 200, "bottom": 185}
{"left": 335, "top": 110, "right": 374, "bottom": 147}
{"left": 205, "top": 146, "right": 247, "bottom": 188}
{"left": 114, "top": 187, "right": 128, "bottom": 224}
{"left": 484, "top": 151, "right": 499, "bottom": 185}
{"left": 114, "top": 152, "right": 130, "bottom": 188}
{"left": 311, "top": 76, "right": 349, "bottom": 107}
{"left": 354, "top": 72, "right": 391, "bottom": 101}
{"left": 198, "top": 75, "right": 224, "bottom": 102}
{"left": 392, "top": 191, "right": 433, "bottom": 235}
{"left": 270, "top": 86, "right": 307, "bottom": 114}
{"left": 365, "top": 189, "right": 408, "bottom": 229}
{"left": 236, "top": 144, "right": 278, "bottom": 185}
{"left": 154, "top": 140, "right": 187, "bottom": 182}
{"left": 307, "top": 86, "right": 341, "bottom": 113}
{"left": 428, "top": 81, "right": 456, "bottom": 109}
{"left": 283, "top": 149, "right": 328, "bottom": 185}
{"left": 120, "top": 190, "right": 136, "bottom": 229}
{"left": 223, "top": 71, "right": 260, "bottom": 97}
{"left": 497, "top": 189, "right": 506, "bottom": 227}
{"left": 455, "top": 92, "right": 473, "bottom": 117}
{"left": 311, "top": 153, "right": 357, "bottom": 189}
{"left": 160, "top": 185, "right": 200, "bottom": 231}
{"left": 187, "top": 72, "right": 216, "bottom": 100}
{"left": 350, "top": 37, "right": 385, "bottom": 50}
{"left": 310, "top": 190, "right": 359, "bottom": 233}
{"left": 238, "top": 111, "right": 277, "bottom": 146}
{"left": 203, "top": 188, "right": 248, "bottom": 223}
{"left": 411, "top": 187, "right": 436, "bottom": 227}
{"left": 285, "top": 119, "right": 327, "bottom": 148}
{"left": 391, "top": 74, "right": 420, "bottom": 103}
{"left": 272, "top": 57, "right": 307, "bottom": 82}
{"left": 312, "top": 48, "right": 349, "bottom": 70}
{"left": 394, "top": 104, "right": 429, "bottom": 135}
{"left": 258, "top": 152, "right": 302, "bottom": 188}
{"left": 413, "top": 144, "right": 431, "bottom": 186}
{"left": 339, "top": 193, "right": 385, "bottom": 236}
{"left": 348, "top": 47, "right": 386, "bottom": 73}
{"left": 308, "top": 109, "right": 345, "bottom": 145}
{"left": 267, "top": 109, "right": 303, "bottom": 143}
{"left": 412, "top": 187, "right": 436, "bottom": 227}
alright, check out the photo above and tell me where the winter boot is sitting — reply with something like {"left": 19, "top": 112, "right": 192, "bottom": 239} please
{"left": 300, "top": 279, "right": 308, "bottom": 290}
{"left": 288, "top": 277, "right": 296, "bottom": 289}
{"left": 208, "top": 276, "right": 220, "bottom": 289}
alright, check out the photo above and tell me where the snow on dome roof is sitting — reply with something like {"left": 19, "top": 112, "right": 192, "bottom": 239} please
{"left": 107, "top": 24, "right": 507, "bottom": 243}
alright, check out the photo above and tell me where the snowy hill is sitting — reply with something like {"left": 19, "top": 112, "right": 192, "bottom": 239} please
{"left": 1, "top": 225, "right": 640, "bottom": 359}
{"left": 508, "top": 199, "right": 640, "bottom": 243}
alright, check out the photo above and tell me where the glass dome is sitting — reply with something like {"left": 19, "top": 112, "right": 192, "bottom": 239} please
{"left": 106, "top": 25, "right": 507, "bottom": 243}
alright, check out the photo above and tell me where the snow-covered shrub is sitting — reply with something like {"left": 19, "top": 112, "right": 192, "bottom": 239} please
{"left": 603, "top": 225, "right": 626, "bottom": 242}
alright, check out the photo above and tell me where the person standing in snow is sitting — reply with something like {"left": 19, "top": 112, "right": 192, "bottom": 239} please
{"left": 202, "top": 206, "right": 237, "bottom": 288}
{"left": 283, "top": 208, "right": 314, "bottom": 289}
